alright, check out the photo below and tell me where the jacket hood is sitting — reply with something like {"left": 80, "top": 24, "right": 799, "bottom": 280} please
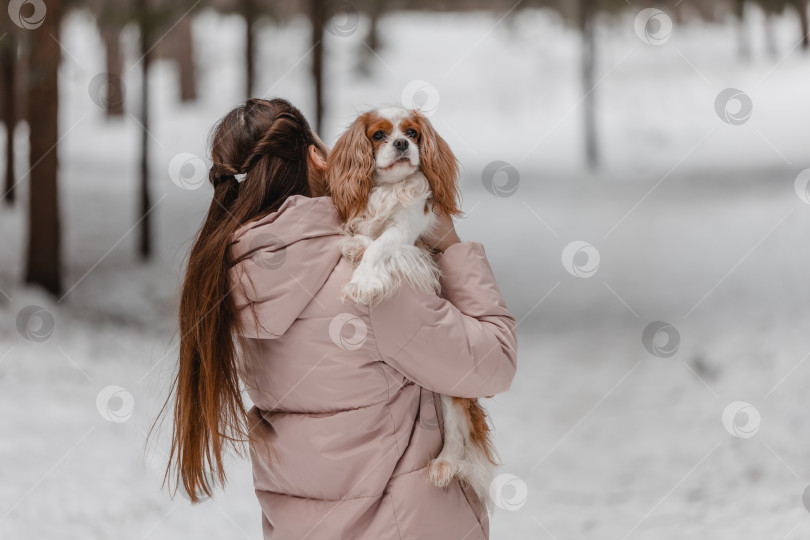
{"left": 230, "top": 195, "right": 343, "bottom": 339}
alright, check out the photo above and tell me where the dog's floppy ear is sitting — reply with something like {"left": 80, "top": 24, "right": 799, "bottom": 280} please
{"left": 414, "top": 112, "right": 462, "bottom": 217}
{"left": 326, "top": 114, "right": 375, "bottom": 221}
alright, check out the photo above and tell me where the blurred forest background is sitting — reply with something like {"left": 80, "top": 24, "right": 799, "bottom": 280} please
{"left": 2, "top": 0, "right": 810, "bottom": 538}
{"left": 1, "top": 0, "right": 808, "bottom": 293}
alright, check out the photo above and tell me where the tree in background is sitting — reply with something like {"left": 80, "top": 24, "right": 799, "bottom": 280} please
{"left": 734, "top": 0, "right": 753, "bottom": 60}
{"left": 784, "top": 0, "right": 809, "bottom": 49}
{"left": 240, "top": 0, "right": 259, "bottom": 97}
{"left": 208, "top": 0, "right": 287, "bottom": 99}
{"left": 735, "top": 0, "right": 809, "bottom": 59}
{"left": 26, "top": 0, "right": 65, "bottom": 294}
{"left": 1, "top": 25, "right": 19, "bottom": 204}
{"left": 91, "top": 0, "right": 128, "bottom": 117}
{"left": 131, "top": 0, "right": 202, "bottom": 259}
{"left": 579, "top": 0, "right": 598, "bottom": 169}
{"left": 135, "top": 0, "right": 157, "bottom": 260}
{"left": 310, "top": 0, "right": 326, "bottom": 133}
{"left": 173, "top": 16, "right": 197, "bottom": 101}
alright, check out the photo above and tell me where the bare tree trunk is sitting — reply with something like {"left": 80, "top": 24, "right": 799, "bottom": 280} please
{"left": 101, "top": 26, "right": 125, "bottom": 116}
{"left": 175, "top": 16, "right": 197, "bottom": 102}
{"left": 15, "top": 32, "right": 29, "bottom": 125}
{"left": 2, "top": 34, "right": 16, "bottom": 205}
{"left": 310, "top": 0, "right": 325, "bottom": 133}
{"left": 764, "top": 12, "right": 779, "bottom": 58}
{"left": 579, "top": 0, "right": 598, "bottom": 170}
{"left": 367, "top": 1, "right": 381, "bottom": 52}
{"left": 735, "top": 0, "right": 752, "bottom": 61}
{"left": 794, "top": 0, "right": 810, "bottom": 50}
{"left": 137, "top": 0, "right": 153, "bottom": 259}
{"left": 243, "top": 0, "right": 256, "bottom": 98}
{"left": 358, "top": 0, "right": 382, "bottom": 76}
{"left": 26, "top": 0, "right": 63, "bottom": 295}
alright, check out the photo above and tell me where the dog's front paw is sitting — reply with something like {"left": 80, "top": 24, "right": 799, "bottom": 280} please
{"left": 428, "top": 457, "right": 461, "bottom": 489}
{"left": 341, "top": 272, "right": 387, "bottom": 305}
{"left": 340, "top": 235, "right": 371, "bottom": 264}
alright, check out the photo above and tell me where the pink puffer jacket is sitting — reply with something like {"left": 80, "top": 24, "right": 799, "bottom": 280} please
{"left": 229, "top": 195, "right": 517, "bottom": 540}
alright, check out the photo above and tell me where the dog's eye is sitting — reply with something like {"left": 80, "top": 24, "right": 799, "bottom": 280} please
{"left": 405, "top": 128, "right": 417, "bottom": 139}
{"left": 372, "top": 130, "right": 385, "bottom": 141}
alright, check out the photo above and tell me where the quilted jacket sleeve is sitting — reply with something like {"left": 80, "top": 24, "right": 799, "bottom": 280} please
{"left": 369, "top": 242, "right": 517, "bottom": 398}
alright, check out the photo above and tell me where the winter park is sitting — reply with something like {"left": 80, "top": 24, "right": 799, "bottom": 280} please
{"left": 2, "top": 0, "right": 810, "bottom": 538}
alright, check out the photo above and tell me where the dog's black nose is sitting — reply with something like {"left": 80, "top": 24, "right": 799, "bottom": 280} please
{"left": 393, "top": 138, "right": 409, "bottom": 151}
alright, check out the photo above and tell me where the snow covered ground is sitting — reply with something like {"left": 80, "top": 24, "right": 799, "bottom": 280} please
{"left": 2, "top": 6, "right": 810, "bottom": 539}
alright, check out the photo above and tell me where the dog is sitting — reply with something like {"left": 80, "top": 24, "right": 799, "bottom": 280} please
{"left": 325, "top": 106, "right": 499, "bottom": 507}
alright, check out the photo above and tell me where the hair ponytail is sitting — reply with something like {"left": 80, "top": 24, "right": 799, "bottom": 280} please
{"left": 151, "top": 98, "right": 319, "bottom": 502}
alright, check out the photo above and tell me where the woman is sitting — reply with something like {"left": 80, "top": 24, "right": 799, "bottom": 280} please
{"left": 161, "top": 98, "right": 517, "bottom": 539}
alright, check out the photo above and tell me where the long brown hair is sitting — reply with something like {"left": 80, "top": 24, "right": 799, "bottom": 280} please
{"left": 153, "top": 98, "right": 322, "bottom": 502}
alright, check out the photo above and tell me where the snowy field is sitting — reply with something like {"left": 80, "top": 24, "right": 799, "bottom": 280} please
{"left": 2, "top": 6, "right": 810, "bottom": 539}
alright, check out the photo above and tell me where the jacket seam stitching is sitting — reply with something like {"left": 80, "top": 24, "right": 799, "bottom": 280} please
{"left": 254, "top": 488, "right": 381, "bottom": 503}
{"left": 387, "top": 486, "right": 405, "bottom": 540}
{"left": 376, "top": 364, "right": 402, "bottom": 456}
{"left": 390, "top": 464, "right": 428, "bottom": 478}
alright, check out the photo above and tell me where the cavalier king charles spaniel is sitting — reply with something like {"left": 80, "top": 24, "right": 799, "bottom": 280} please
{"left": 325, "top": 106, "right": 498, "bottom": 507}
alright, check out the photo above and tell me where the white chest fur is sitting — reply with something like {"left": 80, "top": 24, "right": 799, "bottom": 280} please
{"left": 339, "top": 172, "right": 439, "bottom": 304}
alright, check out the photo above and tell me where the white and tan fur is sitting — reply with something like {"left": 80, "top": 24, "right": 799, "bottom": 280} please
{"left": 325, "top": 106, "right": 498, "bottom": 509}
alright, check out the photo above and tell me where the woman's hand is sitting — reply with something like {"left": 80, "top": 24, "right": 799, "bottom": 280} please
{"left": 423, "top": 211, "right": 461, "bottom": 252}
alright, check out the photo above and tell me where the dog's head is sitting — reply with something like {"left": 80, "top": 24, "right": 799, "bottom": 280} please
{"left": 325, "top": 107, "right": 461, "bottom": 221}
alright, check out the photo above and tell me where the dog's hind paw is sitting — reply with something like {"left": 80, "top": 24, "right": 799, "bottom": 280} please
{"left": 428, "top": 457, "right": 461, "bottom": 489}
